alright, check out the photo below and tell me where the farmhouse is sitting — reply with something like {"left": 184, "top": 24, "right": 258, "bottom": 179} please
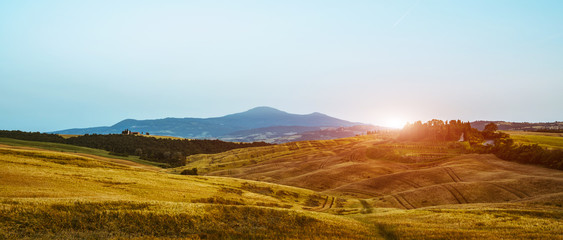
{"left": 121, "top": 129, "right": 140, "bottom": 135}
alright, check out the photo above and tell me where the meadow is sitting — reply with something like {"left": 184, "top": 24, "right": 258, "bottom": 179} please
{"left": 1, "top": 132, "right": 562, "bottom": 239}
{"left": 504, "top": 131, "right": 563, "bottom": 150}
{"left": 0, "top": 137, "right": 166, "bottom": 168}
{"left": 0, "top": 145, "right": 372, "bottom": 239}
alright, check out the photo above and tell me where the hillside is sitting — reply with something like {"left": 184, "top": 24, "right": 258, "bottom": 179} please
{"left": 0, "top": 144, "right": 373, "bottom": 239}
{"left": 52, "top": 107, "right": 366, "bottom": 141}
{"left": 471, "top": 121, "right": 563, "bottom": 131}
{"left": 2, "top": 134, "right": 563, "bottom": 239}
{"left": 505, "top": 131, "right": 563, "bottom": 150}
{"left": 180, "top": 135, "right": 563, "bottom": 210}
{"left": 0, "top": 131, "right": 271, "bottom": 168}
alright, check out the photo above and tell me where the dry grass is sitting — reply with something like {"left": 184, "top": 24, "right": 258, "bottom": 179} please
{"left": 0, "top": 145, "right": 373, "bottom": 239}
{"left": 190, "top": 136, "right": 563, "bottom": 211}
{"left": 0, "top": 137, "right": 167, "bottom": 168}
{"left": 355, "top": 205, "right": 563, "bottom": 240}
{"left": 0, "top": 146, "right": 334, "bottom": 205}
{"left": 0, "top": 200, "right": 373, "bottom": 239}
{"left": 2, "top": 133, "right": 563, "bottom": 239}
{"left": 172, "top": 136, "right": 374, "bottom": 175}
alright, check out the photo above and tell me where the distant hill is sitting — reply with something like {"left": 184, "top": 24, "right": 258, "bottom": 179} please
{"left": 52, "top": 107, "right": 375, "bottom": 142}
{"left": 471, "top": 121, "right": 563, "bottom": 131}
{"left": 221, "top": 125, "right": 386, "bottom": 144}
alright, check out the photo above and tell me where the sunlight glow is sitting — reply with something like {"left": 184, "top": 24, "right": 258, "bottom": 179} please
{"left": 382, "top": 118, "right": 408, "bottom": 129}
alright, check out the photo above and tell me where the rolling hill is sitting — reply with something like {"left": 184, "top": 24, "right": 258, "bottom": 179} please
{"left": 52, "top": 107, "right": 378, "bottom": 142}
{"left": 471, "top": 120, "right": 563, "bottom": 131}
{"left": 2, "top": 133, "right": 563, "bottom": 239}
{"left": 178, "top": 135, "right": 563, "bottom": 210}
{"left": 0, "top": 143, "right": 373, "bottom": 239}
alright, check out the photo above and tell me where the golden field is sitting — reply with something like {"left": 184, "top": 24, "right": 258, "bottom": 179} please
{"left": 1, "top": 132, "right": 562, "bottom": 239}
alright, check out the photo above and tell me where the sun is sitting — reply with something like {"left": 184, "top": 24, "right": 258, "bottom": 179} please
{"left": 382, "top": 118, "right": 408, "bottom": 129}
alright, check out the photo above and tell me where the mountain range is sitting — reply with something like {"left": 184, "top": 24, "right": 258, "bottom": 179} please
{"left": 53, "top": 107, "right": 383, "bottom": 143}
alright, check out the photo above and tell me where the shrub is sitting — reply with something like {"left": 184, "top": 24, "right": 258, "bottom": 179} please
{"left": 181, "top": 168, "right": 198, "bottom": 175}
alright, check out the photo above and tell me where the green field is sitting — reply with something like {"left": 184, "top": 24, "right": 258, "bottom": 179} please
{"left": 504, "top": 131, "right": 563, "bottom": 150}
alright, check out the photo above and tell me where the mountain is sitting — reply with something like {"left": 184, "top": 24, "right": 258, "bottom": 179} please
{"left": 52, "top": 107, "right": 368, "bottom": 141}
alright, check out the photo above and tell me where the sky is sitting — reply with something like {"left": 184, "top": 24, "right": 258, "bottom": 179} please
{"left": 1, "top": 0, "right": 562, "bottom": 131}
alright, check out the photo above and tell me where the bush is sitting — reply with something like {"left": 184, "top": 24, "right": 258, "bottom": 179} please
{"left": 181, "top": 168, "right": 198, "bottom": 175}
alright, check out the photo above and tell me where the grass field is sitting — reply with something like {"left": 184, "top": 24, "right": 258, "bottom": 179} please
{"left": 173, "top": 136, "right": 373, "bottom": 175}
{"left": 0, "top": 137, "right": 167, "bottom": 167}
{"left": 1, "top": 134, "right": 563, "bottom": 239}
{"left": 357, "top": 205, "right": 563, "bottom": 239}
{"left": 504, "top": 131, "right": 563, "bottom": 150}
{"left": 0, "top": 145, "right": 374, "bottom": 239}
{"left": 186, "top": 136, "right": 563, "bottom": 209}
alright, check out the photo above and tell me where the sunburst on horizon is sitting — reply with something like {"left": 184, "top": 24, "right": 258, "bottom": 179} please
{"left": 380, "top": 117, "right": 408, "bottom": 129}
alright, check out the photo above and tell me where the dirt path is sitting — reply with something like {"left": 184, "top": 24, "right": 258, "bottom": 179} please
{"left": 314, "top": 196, "right": 336, "bottom": 212}
{"left": 392, "top": 194, "right": 415, "bottom": 209}
{"left": 444, "top": 167, "right": 462, "bottom": 182}
{"left": 488, "top": 182, "right": 530, "bottom": 199}
{"left": 0, "top": 144, "right": 162, "bottom": 171}
{"left": 442, "top": 184, "right": 468, "bottom": 204}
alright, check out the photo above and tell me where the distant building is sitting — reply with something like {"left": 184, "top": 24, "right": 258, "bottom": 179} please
{"left": 122, "top": 129, "right": 140, "bottom": 135}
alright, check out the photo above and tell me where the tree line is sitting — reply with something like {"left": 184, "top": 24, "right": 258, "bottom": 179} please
{"left": 533, "top": 129, "right": 563, "bottom": 133}
{"left": 478, "top": 137, "right": 563, "bottom": 170}
{"left": 398, "top": 119, "right": 504, "bottom": 144}
{"left": 0, "top": 130, "right": 67, "bottom": 143}
{"left": 0, "top": 130, "right": 271, "bottom": 167}
{"left": 397, "top": 121, "right": 562, "bottom": 170}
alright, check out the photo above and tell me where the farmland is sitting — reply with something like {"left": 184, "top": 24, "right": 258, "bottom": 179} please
{"left": 504, "top": 131, "right": 563, "bottom": 150}
{"left": 1, "top": 131, "right": 562, "bottom": 239}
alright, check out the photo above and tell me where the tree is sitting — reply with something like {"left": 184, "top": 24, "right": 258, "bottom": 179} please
{"left": 484, "top": 123, "right": 498, "bottom": 133}
{"left": 134, "top": 148, "right": 143, "bottom": 156}
{"left": 483, "top": 123, "right": 499, "bottom": 139}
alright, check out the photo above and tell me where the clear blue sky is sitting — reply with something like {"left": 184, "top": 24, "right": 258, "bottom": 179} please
{"left": 1, "top": 0, "right": 562, "bottom": 131}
